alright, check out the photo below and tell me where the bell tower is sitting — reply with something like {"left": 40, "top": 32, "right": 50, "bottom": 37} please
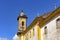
{"left": 17, "top": 10, "right": 27, "bottom": 33}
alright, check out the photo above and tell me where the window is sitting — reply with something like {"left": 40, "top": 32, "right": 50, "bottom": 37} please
{"left": 30, "top": 31, "right": 31, "bottom": 38}
{"left": 44, "top": 26, "right": 47, "bottom": 34}
{"left": 22, "top": 21, "right": 24, "bottom": 26}
{"left": 56, "top": 18, "right": 60, "bottom": 28}
{"left": 33, "top": 28, "right": 34, "bottom": 36}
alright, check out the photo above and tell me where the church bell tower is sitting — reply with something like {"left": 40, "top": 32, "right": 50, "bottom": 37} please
{"left": 17, "top": 10, "right": 27, "bottom": 33}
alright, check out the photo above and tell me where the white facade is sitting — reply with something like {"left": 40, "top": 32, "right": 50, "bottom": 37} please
{"left": 17, "top": 8, "right": 60, "bottom": 40}
{"left": 24, "top": 24, "right": 38, "bottom": 40}
{"left": 30, "top": 24, "right": 38, "bottom": 40}
{"left": 41, "top": 14, "right": 60, "bottom": 40}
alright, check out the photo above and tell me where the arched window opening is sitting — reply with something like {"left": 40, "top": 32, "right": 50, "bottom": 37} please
{"left": 56, "top": 18, "right": 60, "bottom": 28}
{"left": 33, "top": 28, "right": 34, "bottom": 36}
{"left": 30, "top": 31, "right": 31, "bottom": 38}
{"left": 44, "top": 26, "right": 47, "bottom": 34}
{"left": 22, "top": 21, "right": 24, "bottom": 26}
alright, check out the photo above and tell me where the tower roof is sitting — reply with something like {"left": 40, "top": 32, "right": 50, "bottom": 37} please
{"left": 20, "top": 10, "right": 24, "bottom": 16}
{"left": 17, "top": 10, "right": 28, "bottom": 20}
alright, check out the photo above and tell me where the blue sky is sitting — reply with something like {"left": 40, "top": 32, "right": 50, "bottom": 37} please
{"left": 0, "top": 0, "right": 60, "bottom": 40}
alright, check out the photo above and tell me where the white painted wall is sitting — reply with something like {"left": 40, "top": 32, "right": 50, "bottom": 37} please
{"left": 18, "top": 18, "right": 27, "bottom": 32}
{"left": 30, "top": 24, "right": 38, "bottom": 40}
{"left": 24, "top": 24, "right": 38, "bottom": 40}
{"left": 41, "top": 14, "right": 60, "bottom": 40}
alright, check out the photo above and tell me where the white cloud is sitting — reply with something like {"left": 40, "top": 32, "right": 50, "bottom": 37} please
{"left": 13, "top": 34, "right": 18, "bottom": 40}
{"left": 0, "top": 37, "right": 8, "bottom": 40}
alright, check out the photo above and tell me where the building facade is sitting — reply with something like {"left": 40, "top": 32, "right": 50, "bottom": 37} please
{"left": 17, "top": 7, "right": 60, "bottom": 40}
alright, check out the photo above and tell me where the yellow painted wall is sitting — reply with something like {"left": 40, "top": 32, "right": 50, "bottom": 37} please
{"left": 38, "top": 25, "right": 41, "bottom": 40}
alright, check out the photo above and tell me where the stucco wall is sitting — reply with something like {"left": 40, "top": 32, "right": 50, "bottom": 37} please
{"left": 41, "top": 14, "right": 60, "bottom": 40}
{"left": 18, "top": 18, "right": 27, "bottom": 31}
{"left": 30, "top": 24, "right": 38, "bottom": 40}
{"left": 24, "top": 24, "right": 38, "bottom": 40}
